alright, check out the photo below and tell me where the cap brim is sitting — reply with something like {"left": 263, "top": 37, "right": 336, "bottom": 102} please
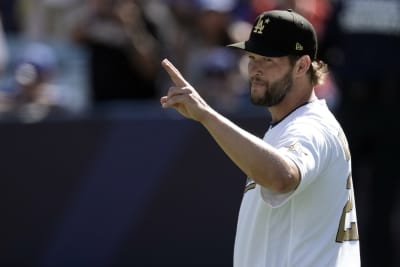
{"left": 226, "top": 41, "right": 246, "bottom": 50}
{"left": 227, "top": 41, "right": 289, "bottom": 58}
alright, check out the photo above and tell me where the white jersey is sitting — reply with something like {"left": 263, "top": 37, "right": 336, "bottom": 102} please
{"left": 234, "top": 100, "right": 360, "bottom": 267}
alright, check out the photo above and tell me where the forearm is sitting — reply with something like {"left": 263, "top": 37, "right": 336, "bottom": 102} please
{"left": 200, "top": 110, "right": 299, "bottom": 193}
{"left": 160, "top": 58, "right": 300, "bottom": 193}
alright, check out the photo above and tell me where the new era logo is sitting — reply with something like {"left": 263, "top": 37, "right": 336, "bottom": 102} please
{"left": 295, "top": 42, "right": 304, "bottom": 51}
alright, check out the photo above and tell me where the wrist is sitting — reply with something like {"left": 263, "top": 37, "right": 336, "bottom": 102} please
{"left": 198, "top": 107, "right": 220, "bottom": 127}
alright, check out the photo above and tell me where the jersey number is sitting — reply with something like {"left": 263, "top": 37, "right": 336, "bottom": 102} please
{"left": 335, "top": 132, "right": 359, "bottom": 242}
{"left": 335, "top": 175, "right": 359, "bottom": 242}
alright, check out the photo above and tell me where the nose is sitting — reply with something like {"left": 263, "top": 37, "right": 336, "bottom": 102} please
{"left": 248, "top": 60, "right": 263, "bottom": 77}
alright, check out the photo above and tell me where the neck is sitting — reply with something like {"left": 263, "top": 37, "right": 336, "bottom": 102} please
{"left": 268, "top": 89, "right": 317, "bottom": 123}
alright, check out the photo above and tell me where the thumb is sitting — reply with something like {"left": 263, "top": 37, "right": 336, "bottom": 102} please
{"left": 162, "top": 59, "right": 189, "bottom": 87}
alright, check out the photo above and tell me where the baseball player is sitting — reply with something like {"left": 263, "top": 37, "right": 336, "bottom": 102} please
{"left": 161, "top": 9, "right": 360, "bottom": 267}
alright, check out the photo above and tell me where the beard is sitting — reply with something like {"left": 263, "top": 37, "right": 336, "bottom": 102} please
{"left": 249, "top": 69, "right": 293, "bottom": 107}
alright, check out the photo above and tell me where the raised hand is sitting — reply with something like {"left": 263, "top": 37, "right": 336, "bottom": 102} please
{"left": 160, "top": 59, "right": 211, "bottom": 122}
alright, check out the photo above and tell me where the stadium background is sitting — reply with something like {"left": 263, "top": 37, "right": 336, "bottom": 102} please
{"left": 0, "top": 0, "right": 399, "bottom": 266}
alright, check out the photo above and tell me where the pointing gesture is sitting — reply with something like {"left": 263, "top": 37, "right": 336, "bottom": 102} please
{"left": 160, "top": 59, "right": 211, "bottom": 122}
{"left": 161, "top": 58, "right": 189, "bottom": 87}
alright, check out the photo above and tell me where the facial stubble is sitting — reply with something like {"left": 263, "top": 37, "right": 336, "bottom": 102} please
{"left": 249, "top": 69, "right": 293, "bottom": 107}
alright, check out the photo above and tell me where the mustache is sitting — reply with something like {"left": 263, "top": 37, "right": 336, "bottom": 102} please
{"left": 250, "top": 76, "right": 266, "bottom": 84}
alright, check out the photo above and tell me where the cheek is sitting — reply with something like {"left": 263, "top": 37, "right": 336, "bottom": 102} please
{"left": 247, "top": 62, "right": 254, "bottom": 75}
{"left": 248, "top": 61, "right": 265, "bottom": 76}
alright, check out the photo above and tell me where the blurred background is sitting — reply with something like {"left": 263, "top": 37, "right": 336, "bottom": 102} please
{"left": 0, "top": 0, "right": 399, "bottom": 266}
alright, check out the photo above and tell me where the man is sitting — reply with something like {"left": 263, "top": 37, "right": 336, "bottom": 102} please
{"left": 160, "top": 9, "right": 360, "bottom": 267}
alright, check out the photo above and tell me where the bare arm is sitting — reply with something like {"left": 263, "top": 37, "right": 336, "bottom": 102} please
{"left": 160, "top": 59, "right": 300, "bottom": 193}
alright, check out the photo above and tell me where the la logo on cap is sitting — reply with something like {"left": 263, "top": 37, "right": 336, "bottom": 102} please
{"left": 253, "top": 16, "right": 270, "bottom": 34}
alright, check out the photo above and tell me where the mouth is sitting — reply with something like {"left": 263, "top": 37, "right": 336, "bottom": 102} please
{"left": 250, "top": 77, "right": 266, "bottom": 92}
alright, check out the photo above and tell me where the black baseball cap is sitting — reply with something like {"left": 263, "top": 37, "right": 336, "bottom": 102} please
{"left": 227, "top": 9, "right": 317, "bottom": 59}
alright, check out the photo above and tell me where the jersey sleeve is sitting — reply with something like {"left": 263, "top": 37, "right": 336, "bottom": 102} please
{"left": 260, "top": 121, "right": 332, "bottom": 207}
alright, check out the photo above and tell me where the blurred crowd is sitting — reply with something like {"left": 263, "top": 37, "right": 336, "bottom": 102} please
{"left": 0, "top": 0, "right": 400, "bottom": 266}
{"left": 0, "top": 0, "right": 340, "bottom": 121}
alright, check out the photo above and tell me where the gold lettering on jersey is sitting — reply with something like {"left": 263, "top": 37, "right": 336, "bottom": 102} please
{"left": 253, "top": 16, "right": 268, "bottom": 34}
{"left": 287, "top": 142, "right": 308, "bottom": 156}
{"left": 336, "top": 204, "right": 359, "bottom": 242}
{"left": 336, "top": 174, "right": 359, "bottom": 242}
{"left": 346, "top": 174, "right": 352, "bottom": 189}
{"left": 337, "top": 131, "right": 351, "bottom": 161}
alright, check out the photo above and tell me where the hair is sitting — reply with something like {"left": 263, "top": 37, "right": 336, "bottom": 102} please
{"left": 288, "top": 55, "right": 329, "bottom": 86}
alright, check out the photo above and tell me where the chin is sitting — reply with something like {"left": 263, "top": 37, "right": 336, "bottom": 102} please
{"left": 250, "top": 96, "right": 266, "bottom": 106}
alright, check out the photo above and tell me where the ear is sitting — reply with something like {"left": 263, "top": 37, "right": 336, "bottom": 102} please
{"left": 294, "top": 55, "right": 311, "bottom": 77}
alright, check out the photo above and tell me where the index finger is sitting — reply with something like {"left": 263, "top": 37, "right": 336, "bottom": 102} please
{"left": 162, "top": 58, "right": 189, "bottom": 87}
